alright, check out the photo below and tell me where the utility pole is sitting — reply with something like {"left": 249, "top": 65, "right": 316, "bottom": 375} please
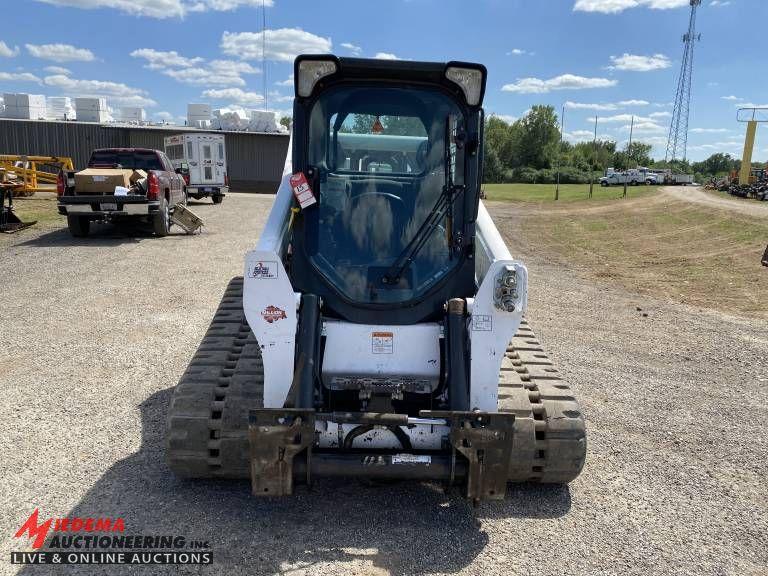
{"left": 589, "top": 115, "right": 598, "bottom": 199}
{"left": 555, "top": 104, "right": 565, "bottom": 201}
{"left": 262, "top": 0, "right": 268, "bottom": 111}
{"left": 624, "top": 115, "right": 634, "bottom": 199}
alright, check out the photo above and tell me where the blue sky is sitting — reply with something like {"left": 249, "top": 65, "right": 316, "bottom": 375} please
{"left": 1, "top": 0, "right": 766, "bottom": 161}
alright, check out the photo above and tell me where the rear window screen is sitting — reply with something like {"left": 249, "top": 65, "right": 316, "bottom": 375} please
{"left": 89, "top": 150, "right": 163, "bottom": 171}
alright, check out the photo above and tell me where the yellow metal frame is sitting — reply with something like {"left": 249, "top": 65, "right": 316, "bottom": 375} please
{"left": 737, "top": 108, "right": 767, "bottom": 186}
{"left": 0, "top": 155, "right": 75, "bottom": 196}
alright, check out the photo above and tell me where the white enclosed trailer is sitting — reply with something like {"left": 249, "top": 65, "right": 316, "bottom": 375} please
{"left": 164, "top": 133, "right": 228, "bottom": 203}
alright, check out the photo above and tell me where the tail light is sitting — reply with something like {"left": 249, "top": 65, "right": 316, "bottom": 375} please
{"left": 56, "top": 171, "right": 65, "bottom": 196}
{"left": 182, "top": 173, "right": 190, "bottom": 186}
{"left": 147, "top": 171, "right": 160, "bottom": 200}
{"left": 225, "top": 172, "right": 229, "bottom": 187}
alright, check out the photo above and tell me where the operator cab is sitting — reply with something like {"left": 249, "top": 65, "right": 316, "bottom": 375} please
{"left": 289, "top": 56, "right": 487, "bottom": 324}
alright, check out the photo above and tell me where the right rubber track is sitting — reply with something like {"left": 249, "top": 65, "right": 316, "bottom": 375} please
{"left": 166, "top": 277, "right": 586, "bottom": 484}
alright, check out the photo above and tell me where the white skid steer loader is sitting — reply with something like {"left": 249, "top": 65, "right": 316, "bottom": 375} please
{"left": 166, "top": 55, "right": 586, "bottom": 501}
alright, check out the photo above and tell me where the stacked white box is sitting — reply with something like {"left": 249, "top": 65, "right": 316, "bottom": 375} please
{"left": 119, "top": 107, "right": 146, "bottom": 122}
{"left": 3, "top": 93, "right": 47, "bottom": 119}
{"left": 46, "top": 96, "right": 75, "bottom": 120}
{"left": 187, "top": 103, "right": 212, "bottom": 126}
{"left": 75, "top": 97, "right": 109, "bottom": 122}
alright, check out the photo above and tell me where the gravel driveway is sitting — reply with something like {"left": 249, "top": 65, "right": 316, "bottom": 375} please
{"left": 662, "top": 185, "right": 768, "bottom": 216}
{"left": 1, "top": 194, "right": 766, "bottom": 575}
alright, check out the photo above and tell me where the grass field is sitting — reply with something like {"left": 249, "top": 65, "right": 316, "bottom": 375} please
{"left": 10, "top": 195, "right": 64, "bottom": 227}
{"left": 490, "top": 191, "right": 768, "bottom": 318}
{"left": 483, "top": 182, "right": 658, "bottom": 203}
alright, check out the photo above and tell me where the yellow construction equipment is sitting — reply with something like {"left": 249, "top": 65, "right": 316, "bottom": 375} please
{"left": 0, "top": 155, "right": 75, "bottom": 197}
{"left": 737, "top": 108, "right": 766, "bottom": 186}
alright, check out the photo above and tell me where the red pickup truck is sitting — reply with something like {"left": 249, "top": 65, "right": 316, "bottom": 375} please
{"left": 57, "top": 147, "right": 186, "bottom": 237}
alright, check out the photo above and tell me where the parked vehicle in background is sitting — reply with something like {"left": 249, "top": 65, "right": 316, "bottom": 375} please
{"left": 164, "top": 133, "right": 228, "bottom": 204}
{"left": 57, "top": 148, "right": 185, "bottom": 237}
{"left": 600, "top": 168, "right": 656, "bottom": 186}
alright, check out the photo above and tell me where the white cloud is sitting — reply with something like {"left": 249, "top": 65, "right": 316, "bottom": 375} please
{"left": 574, "top": 0, "right": 689, "bottom": 14}
{"left": 619, "top": 99, "right": 650, "bottom": 106}
{"left": 26, "top": 43, "right": 95, "bottom": 62}
{"left": 600, "top": 113, "right": 661, "bottom": 125}
{"left": 565, "top": 99, "right": 649, "bottom": 111}
{"left": 507, "top": 48, "right": 532, "bottom": 56}
{"left": 35, "top": 0, "right": 272, "bottom": 18}
{"left": 340, "top": 42, "right": 362, "bottom": 56}
{"left": 130, "top": 48, "right": 203, "bottom": 69}
{"left": 566, "top": 130, "right": 597, "bottom": 141}
{"left": 374, "top": 52, "right": 400, "bottom": 60}
{"left": 649, "top": 111, "right": 671, "bottom": 118}
{"left": 187, "top": 0, "right": 273, "bottom": 11}
{"left": 163, "top": 60, "right": 259, "bottom": 86}
{"left": 275, "top": 74, "right": 294, "bottom": 86}
{"left": 690, "top": 128, "right": 730, "bottom": 134}
{"left": 44, "top": 65, "right": 71, "bottom": 75}
{"left": 155, "top": 111, "right": 173, "bottom": 121}
{"left": 710, "top": 0, "right": 731, "bottom": 6}
{"left": 502, "top": 74, "right": 617, "bottom": 94}
{"left": 44, "top": 74, "right": 156, "bottom": 107}
{"left": 623, "top": 121, "right": 666, "bottom": 133}
{"left": 202, "top": 87, "right": 264, "bottom": 106}
{"left": 221, "top": 28, "right": 332, "bottom": 62}
{"left": 267, "top": 91, "right": 294, "bottom": 104}
{"left": 0, "top": 41, "right": 19, "bottom": 58}
{"left": 608, "top": 53, "right": 671, "bottom": 72}
{"left": 0, "top": 71, "right": 42, "bottom": 83}
{"left": 131, "top": 49, "right": 259, "bottom": 87}
{"left": 721, "top": 95, "right": 741, "bottom": 101}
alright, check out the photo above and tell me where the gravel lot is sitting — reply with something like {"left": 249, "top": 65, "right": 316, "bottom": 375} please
{"left": 1, "top": 193, "right": 766, "bottom": 575}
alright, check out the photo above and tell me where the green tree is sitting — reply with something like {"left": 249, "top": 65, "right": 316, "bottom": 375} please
{"left": 692, "top": 153, "right": 738, "bottom": 176}
{"left": 279, "top": 116, "right": 292, "bottom": 130}
{"left": 514, "top": 105, "right": 560, "bottom": 169}
{"left": 614, "top": 141, "right": 653, "bottom": 170}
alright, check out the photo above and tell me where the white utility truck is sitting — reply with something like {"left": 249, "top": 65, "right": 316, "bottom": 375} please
{"left": 164, "top": 133, "right": 228, "bottom": 204}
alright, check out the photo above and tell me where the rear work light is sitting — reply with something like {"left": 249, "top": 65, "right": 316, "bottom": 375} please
{"left": 297, "top": 59, "right": 337, "bottom": 98}
{"left": 445, "top": 66, "right": 484, "bottom": 106}
{"left": 147, "top": 172, "right": 160, "bottom": 200}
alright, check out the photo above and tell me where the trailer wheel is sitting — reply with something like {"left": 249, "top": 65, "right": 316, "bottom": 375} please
{"left": 67, "top": 215, "right": 90, "bottom": 237}
{"left": 212, "top": 195, "right": 223, "bottom": 205}
{"left": 600, "top": 181, "right": 608, "bottom": 187}
{"left": 153, "top": 197, "right": 170, "bottom": 237}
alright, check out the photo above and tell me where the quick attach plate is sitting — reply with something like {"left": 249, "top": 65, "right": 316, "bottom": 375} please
{"left": 422, "top": 410, "right": 515, "bottom": 501}
{"left": 248, "top": 409, "right": 315, "bottom": 496}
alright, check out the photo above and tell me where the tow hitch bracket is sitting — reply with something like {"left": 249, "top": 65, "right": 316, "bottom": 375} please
{"left": 248, "top": 408, "right": 315, "bottom": 496}
{"left": 423, "top": 410, "right": 515, "bottom": 501}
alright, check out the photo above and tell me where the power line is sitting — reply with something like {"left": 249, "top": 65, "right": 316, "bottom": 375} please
{"left": 665, "top": 0, "right": 702, "bottom": 163}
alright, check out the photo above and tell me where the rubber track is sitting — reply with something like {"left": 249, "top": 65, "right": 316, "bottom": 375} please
{"left": 166, "top": 277, "right": 586, "bottom": 484}
{"left": 499, "top": 320, "right": 587, "bottom": 483}
{"left": 166, "top": 277, "right": 264, "bottom": 478}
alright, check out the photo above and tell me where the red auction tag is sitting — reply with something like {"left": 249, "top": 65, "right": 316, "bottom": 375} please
{"left": 290, "top": 172, "right": 317, "bottom": 209}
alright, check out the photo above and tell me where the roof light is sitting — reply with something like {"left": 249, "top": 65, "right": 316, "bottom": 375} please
{"left": 445, "top": 66, "right": 483, "bottom": 106}
{"left": 297, "top": 59, "right": 337, "bottom": 98}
